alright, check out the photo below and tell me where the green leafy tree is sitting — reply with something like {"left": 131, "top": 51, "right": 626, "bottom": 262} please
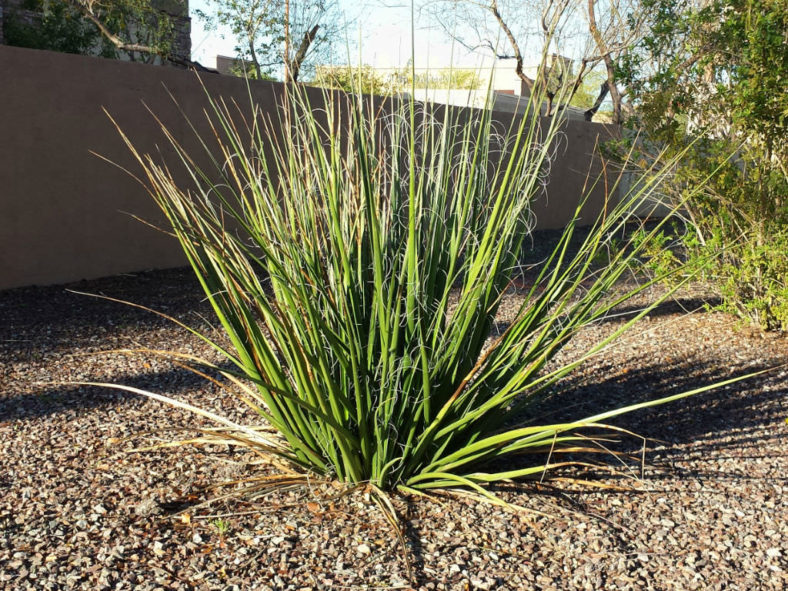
{"left": 411, "top": 68, "right": 481, "bottom": 90}
{"left": 311, "top": 65, "right": 480, "bottom": 96}
{"left": 197, "top": 0, "right": 341, "bottom": 81}
{"left": 567, "top": 70, "right": 606, "bottom": 108}
{"left": 620, "top": 0, "right": 788, "bottom": 330}
{"left": 3, "top": 0, "right": 109, "bottom": 55}
{"left": 620, "top": 0, "right": 787, "bottom": 150}
{"left": 312, "top": 65, "right": 393, "bottom": 94}
{"left": 3, "top": 0, "right": 188, "bottom": 63}
{"left": 68, "top": 0, "right": 184, "bottom": 63}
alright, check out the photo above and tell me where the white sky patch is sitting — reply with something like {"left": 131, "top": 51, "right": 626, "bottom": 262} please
{"left": 188, "top": 0, "right": 495, "bottom": 70}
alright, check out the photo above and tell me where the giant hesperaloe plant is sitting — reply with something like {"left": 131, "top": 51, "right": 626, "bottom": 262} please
{"left": 98, "top": 77, "right": 742, "bottom": 502}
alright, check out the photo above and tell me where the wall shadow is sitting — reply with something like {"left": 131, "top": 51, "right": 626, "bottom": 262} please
{"left": 0, "top": 267, "right": 211, "bottom": 359}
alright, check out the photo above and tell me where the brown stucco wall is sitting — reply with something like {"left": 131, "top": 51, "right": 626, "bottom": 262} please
{"left": 0, "top": 45, "right": 618, "bottom": 291}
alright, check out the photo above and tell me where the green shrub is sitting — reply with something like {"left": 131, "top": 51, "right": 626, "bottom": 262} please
{"left": 718, "top": 233, "right": 788, "bottom": 332}
{"left": 104, "top": 82, "right": 734, "bottom": 502}
{"left": 694, "top": 153, "right": 788, "bottom": 332}
{"left": 312, "top": 65, "right": 393, "bottom": 95}
{"left": 616, "top": 0, "right": 788, "bottom": 331}
{"left": 624, "top": 138, "right": 788, "bottom": 331}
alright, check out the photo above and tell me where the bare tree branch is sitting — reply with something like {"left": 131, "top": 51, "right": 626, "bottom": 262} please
{"left": 69, "top": 1, "right": 163, "bottom": 56}
{"left": 488, "top": 0, "right": 534, "bottom": 92}
{"left": 587, "top": 0, "right": 624, "bottom": 123}
{"left": 584, "top": 79, "right": 608, "bottom": 120}
{"left": 283, "top": 0, "right": 291, "bottom": 82}
{"left": 289, "top": 24, "right": 320, "bottom": 82}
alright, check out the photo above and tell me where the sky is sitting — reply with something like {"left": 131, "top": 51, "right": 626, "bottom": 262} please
{"left": 188, "top": 0, "right": 497, "bottom": 71}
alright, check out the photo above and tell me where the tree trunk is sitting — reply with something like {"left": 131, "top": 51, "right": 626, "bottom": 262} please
{"left": 283, "top": 0, "right": 291, "bottom": 83}
{"left": 605, "top": 61, "right": 624, "bottom": 124}
{"left": 586, "top": 0, "right": 623, "bottom": 124}
{"left": 288, "top": 25, "right": 319, "bottom": 83}
{"left": 249, "top": 37, "right": 263, "bottom": 80}
{"left": 584, "top": 81, "right": 608, "bottom": 121}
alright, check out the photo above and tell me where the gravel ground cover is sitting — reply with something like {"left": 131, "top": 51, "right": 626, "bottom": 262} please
{"left": 1, "top": 261, "right": 787, "bottom": 590}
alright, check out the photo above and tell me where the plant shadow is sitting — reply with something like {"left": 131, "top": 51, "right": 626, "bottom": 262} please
{"left": 506, "top": 353, "right": 787, "bottom": 483}
{"left": 0, "top": 362, "right": 237, "bottom": 423}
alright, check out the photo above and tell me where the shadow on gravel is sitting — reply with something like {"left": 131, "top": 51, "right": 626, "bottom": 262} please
{"left": 0, "top": 267, "right": 210, "bottom": 358}
{"left": 401, "top": 502, "right": 427, "bottom": 583}
{"left": 0, "top": 362, "right": 235, "bottom": 423}
{"left": 4, "top": 265, "right": 785, "bottom": 471}
{"left": 491, "top": 294, "right": 724, "bottom": 338}
{"left": 520, "top": 356, "right": 787, "bottom": 462}
{"left": 594, "top": 294, "right": 723, "bottom": 323}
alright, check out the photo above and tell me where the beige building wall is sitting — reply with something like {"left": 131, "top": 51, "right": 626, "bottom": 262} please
{"left": 0, "top": 45, "right": 618, "bottom": 291}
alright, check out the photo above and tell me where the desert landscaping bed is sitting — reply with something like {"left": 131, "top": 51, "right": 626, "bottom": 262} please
{"left": 1, "top": 265, "right": 786, "bottom": 590}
